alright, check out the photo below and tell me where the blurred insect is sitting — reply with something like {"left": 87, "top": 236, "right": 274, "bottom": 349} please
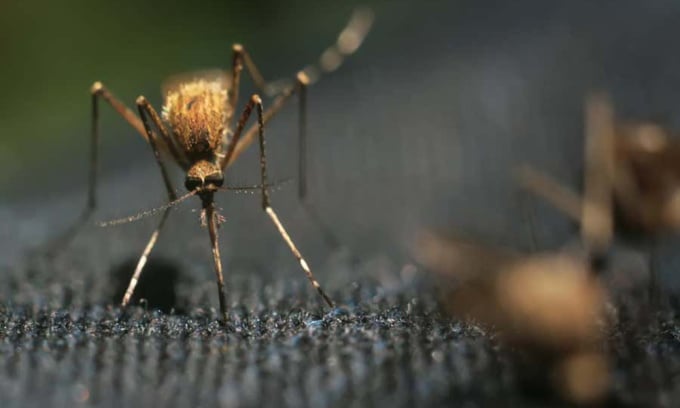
{"left": 53, "top": 8, "right": 374, "bottom": 323}
{"left": 415, "top": 230, "right": 610, "bottom": 404}
{"left": 415, "top": 132, "right": 618, "bottom": 403}
{"left": 517, "top": 93, "right": 680, "bottom": 296}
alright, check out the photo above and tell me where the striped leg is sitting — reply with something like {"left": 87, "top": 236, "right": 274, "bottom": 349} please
{"left": 120, "top": 97, "right": 179, "bottom": 308}
{"left": 248, "top": 94, "right": 334, "bottom": 307}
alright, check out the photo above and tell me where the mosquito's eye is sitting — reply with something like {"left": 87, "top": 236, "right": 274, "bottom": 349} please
{"left": 185, "top": 177, "right": 202, "bottom": 191}
{"left": 205, "top": 174, "right": 224, "bottom": 187}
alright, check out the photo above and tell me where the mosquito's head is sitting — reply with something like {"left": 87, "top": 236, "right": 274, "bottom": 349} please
{"left": 185, "top": 160, "right": 223, "bottom": 192}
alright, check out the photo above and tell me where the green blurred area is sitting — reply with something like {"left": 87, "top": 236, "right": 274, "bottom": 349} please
{"left": 0, "top": 0, "right": 379, "bottom": 191}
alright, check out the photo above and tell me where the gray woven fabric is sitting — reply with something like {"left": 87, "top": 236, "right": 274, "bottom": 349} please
{"left": 1, "top": 250, "right": 679, "bottom": 407}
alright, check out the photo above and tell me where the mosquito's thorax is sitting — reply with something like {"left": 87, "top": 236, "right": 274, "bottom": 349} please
{"left": 162, "top": 79, "right": 231, "bottom": 160}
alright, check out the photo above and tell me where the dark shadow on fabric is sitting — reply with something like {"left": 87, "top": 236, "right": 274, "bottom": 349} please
{"left": 110, "top": 257, "right": 184, "bottom": 314}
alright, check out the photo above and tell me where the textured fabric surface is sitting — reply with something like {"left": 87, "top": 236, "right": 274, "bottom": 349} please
{"left": 1, "top": 252, "right": 679, "bottom": 407}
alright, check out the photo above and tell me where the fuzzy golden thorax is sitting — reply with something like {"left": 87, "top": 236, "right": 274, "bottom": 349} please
{"left": 185, "top": 160, "right": 223, "bottom": 192}
{"left": 162, "top": 79, "right": 230, "bottom": 160}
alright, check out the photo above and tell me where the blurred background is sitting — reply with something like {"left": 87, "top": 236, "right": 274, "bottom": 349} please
{"left": 3, "top": 0, "right": 680, "bottom": 293}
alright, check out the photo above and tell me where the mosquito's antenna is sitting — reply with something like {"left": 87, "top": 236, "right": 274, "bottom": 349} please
{"left": 97, "top": 189, "right": 199, "bottom": 227}
{"left": 217, "top": 178, "right": 294, "bottom": 195}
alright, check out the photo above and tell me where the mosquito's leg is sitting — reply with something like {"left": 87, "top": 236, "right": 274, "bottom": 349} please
{"left": 220, "top": 85, "right": 260, "bottom": 168}
{"left": 298, "top": 6, "right": 374, "bottom": 86}
{"left": 224, "top": 7, "right": 373, "bottom": 166}
{"left": 230, "top": 44, "right": 280, "bottom": 99}
{"left": 581, "top": 93, "right": 615, "bottom": 258}
{"left": 222, "top": 82, "right": 300, "bottom": 168}
{"left": 120, "top": 209, "right": 172, "bottom": 308}
{"left": 515, "top": 165, "right": 615, "bottom": 273}
{"left": 225, "top": 94, "right": 333, "bottom": 306}
{"left": 46, "top": 82, "right": 152, "bottom": 255}
{"left": 232, "top": 8, "right": 373, "bottom": 99}
{"left": 297, "top": 73, "right": 309, "bottom": 201}
{"left": 647, "top": 239, "right": 661, "bottom": 308}
{"left": 518, "top": 188, "right": 539, "bottom": 252}
{"left": 119, "top": 97, "right": 179, "bottom": 308}
{"left": 204, "top": 200, "right": 228, "bottom": 324}
{"left": 136, "top": 97, "right": 188, "bottom": 175}
{"left": 226, "top": 45, "right": 245, "bottom": 129}
{"left": 219, "top": 44, "right": 301, "bottom": 169}
{"left": 252, "top": 94, "right": 334, "bottom": 307}
{"left": 224, "top": 72, "right": 342, "bottom": 250}
{"left": 515, "top": 165, "right": 584, "bottom": 223}
{"left": 228, "top": 37, "right": 308, "bottom": 122}
{"left": 293, "top": 73, "right": 346, "bottom": 250}
{"left": 92, "top": 82, "right": 148, "bottom": 138}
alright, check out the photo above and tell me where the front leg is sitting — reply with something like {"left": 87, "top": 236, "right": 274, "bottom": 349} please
{"left": 231, "top": 94, "right": 334, "bottom": 308}
{"left": 118, "top": 97, "right": 180, "bottom": 309}
{"left": 47, "top": 82, "right": 154, "bottom": 255}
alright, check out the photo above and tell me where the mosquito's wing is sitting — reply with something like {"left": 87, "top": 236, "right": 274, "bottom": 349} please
{"left": 581, "top": 93, "right": 615, "bottom": 253}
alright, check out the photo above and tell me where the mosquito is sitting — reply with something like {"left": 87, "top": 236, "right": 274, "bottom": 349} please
{"left": 55, "top": 8, "right": 374, "bottom": 323}
{"left": 415, "top": 206, "right": 610, "bottom": 404}
{"left": 517, "top": 93, "right": 680, "bottom": 297}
